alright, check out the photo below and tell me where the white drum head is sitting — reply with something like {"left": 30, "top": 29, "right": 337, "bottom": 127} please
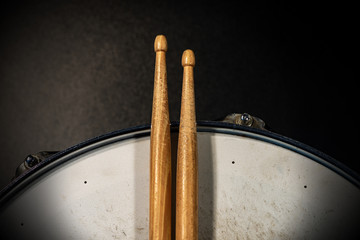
{"left": 0, "top": 123, "right": 359, "bottom": 239}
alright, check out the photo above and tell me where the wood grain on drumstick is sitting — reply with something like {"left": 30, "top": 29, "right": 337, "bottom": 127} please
{"left": 150, "top": 35, "right": 172, "bottom": 240}
{"left": 176, "top": 49, "right": 198, "bottom": 240}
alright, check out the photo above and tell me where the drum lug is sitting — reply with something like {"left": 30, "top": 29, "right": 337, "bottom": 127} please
{"left": 14, "top": 151, "right": 58, "bottom": 178}
{"left": 221, "top": 113, "right": 266, "bottom": 130}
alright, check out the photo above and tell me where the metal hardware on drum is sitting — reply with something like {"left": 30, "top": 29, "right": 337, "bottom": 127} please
{"left": 221, "top": 113, "right": 266, "bottom": 130}
{"left": 14, "top": 151, "right": 58, "bottom": 178}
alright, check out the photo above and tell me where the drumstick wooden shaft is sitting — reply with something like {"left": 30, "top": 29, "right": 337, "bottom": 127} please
{"left": 176, "top": 50, "right": 198, "bottom": 240}
{"left": 150, "top": 35, "right": 172, "bottom": 240}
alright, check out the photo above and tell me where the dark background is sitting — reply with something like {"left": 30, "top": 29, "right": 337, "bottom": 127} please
{"left": 0, "top": 1, "right": 358, "bottom": 190}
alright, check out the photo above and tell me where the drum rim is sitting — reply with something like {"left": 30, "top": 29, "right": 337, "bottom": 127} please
{"left": 1, "top": 121, "right": 359, "bottom": 205}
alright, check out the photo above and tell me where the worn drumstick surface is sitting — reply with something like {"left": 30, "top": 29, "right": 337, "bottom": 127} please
{"left": 150, "top": 35, "right": 172, "bottom": 240}
{"left": 176, "top": 49, "right": 198, "bottom": 240}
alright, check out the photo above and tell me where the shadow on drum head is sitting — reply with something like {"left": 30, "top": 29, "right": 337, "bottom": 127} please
{"left": 133, "top": 131, "right": 216, "bottom": 238}
{"left": 171, "top": 132, "right": 216, "bottom": 238}
{"left": 197, "top": 132, "right": 215, "bottom": 238}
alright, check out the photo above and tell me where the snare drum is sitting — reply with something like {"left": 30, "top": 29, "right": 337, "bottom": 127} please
{"left": 0, "top": 121, "right": 359, "bottom": 239}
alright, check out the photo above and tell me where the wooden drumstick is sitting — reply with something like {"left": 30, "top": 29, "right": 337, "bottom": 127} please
{"left": 150, "top": 35, "right": 172, "bottom": 240}
{"left": 176, "top": 49, "right": 198, "bottom": 240}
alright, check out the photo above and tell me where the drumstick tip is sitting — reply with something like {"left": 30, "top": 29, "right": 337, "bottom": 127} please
{"left": 182, "top": 49, "right": 195, "bottom": 67}
{"left": 154, "top": 35, "right": 168, "bottom": 52}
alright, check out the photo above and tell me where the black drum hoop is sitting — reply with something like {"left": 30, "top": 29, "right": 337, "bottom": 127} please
{"left": 1, "top": 121, "right": 359, "bottom": 206}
